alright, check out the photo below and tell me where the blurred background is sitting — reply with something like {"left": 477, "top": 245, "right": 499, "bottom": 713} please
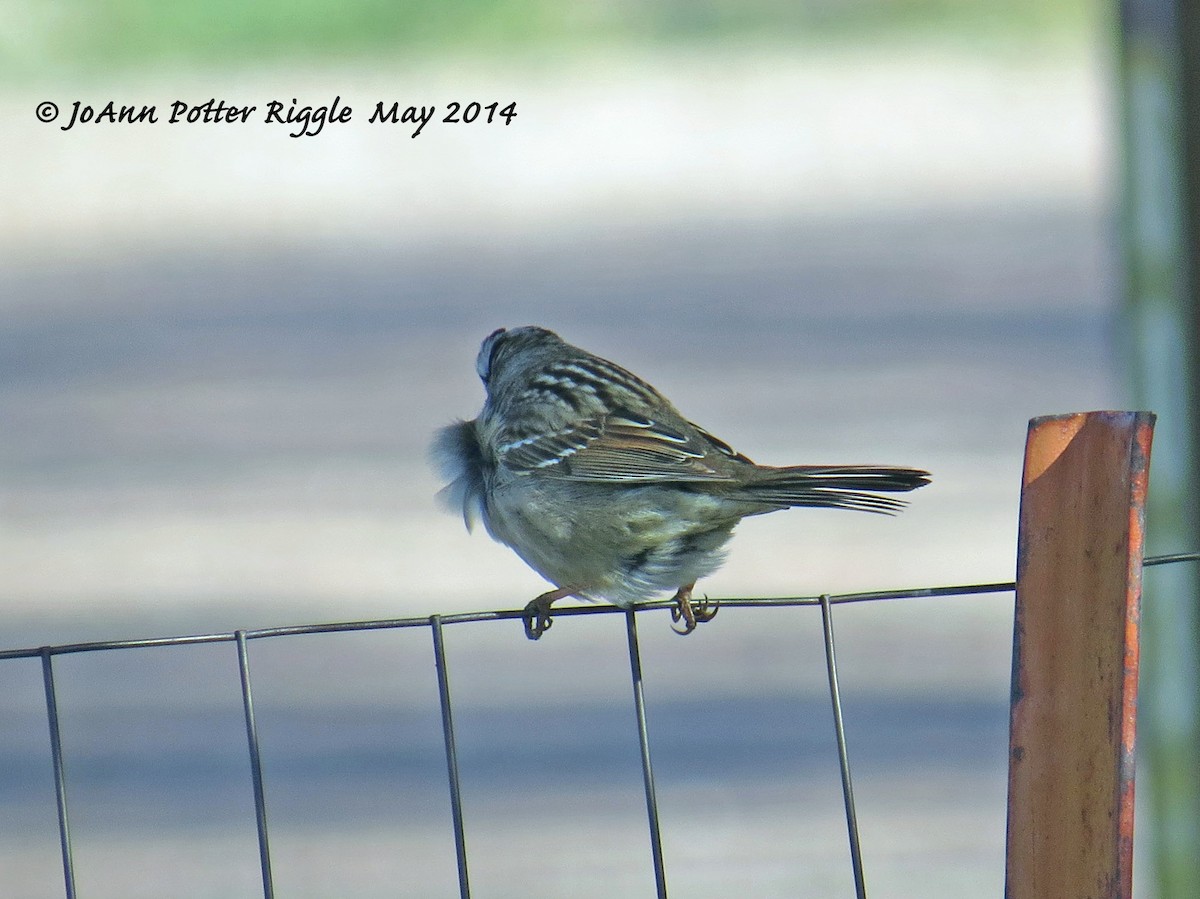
{"left": 2, "top": 1, "right": 1195, "bottom": 897}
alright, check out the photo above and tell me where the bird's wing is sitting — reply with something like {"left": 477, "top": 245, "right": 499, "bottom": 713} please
{"left": 496, "top": 410, "right": 745, "bottom": 483}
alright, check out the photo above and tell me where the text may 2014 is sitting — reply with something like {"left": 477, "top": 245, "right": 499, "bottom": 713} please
{"left": 49, "top": 97, "right": 517, "bottom": 139}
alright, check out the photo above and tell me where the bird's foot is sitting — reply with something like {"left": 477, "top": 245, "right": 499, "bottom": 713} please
{"left": 523, "top": 586, "right": 577, "bottom": 640}
{"left": 670, "top": 583, "right": 718, "bottom": 635}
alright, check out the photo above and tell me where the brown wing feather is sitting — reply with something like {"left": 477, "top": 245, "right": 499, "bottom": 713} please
{"left": 498, "top": 411, "right": 739, "bottom": 483}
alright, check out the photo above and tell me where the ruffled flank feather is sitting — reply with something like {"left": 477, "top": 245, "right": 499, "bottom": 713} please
{"left": 429, "top": 419, "right": 487, "bottom": 532}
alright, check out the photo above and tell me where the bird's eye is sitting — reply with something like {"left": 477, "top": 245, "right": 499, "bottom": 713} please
{"left": 476, "top": 328, "right": 507, "bottom": 383}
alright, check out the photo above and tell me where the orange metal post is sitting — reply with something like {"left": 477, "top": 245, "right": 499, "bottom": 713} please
{"left": 1006, "top": 411, "right": 1155, "bottom": 898}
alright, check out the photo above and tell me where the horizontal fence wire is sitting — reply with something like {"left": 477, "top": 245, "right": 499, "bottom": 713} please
{"left": 6, "top": 551, "right": 1198, "bottom": 899}
{"left": 0, "top": 583, "right": 1031, "bottom": 661}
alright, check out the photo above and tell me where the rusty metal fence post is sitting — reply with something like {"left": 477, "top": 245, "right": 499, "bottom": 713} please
{"left": 1005, "top": 411, "right": 1155, "bottom": 898}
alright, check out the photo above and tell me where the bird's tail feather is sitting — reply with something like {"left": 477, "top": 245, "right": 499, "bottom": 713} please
{"left": 738, "top": 465, "right": 931, "bottom": 514}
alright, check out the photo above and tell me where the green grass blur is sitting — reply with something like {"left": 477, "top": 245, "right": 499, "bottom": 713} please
{"left": 16, "top": 0, "right": 1095, "bottom": 77}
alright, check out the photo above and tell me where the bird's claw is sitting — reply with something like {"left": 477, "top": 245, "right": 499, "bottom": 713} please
{"left": 523, "top": 601, "right": 554, "bottom": 640}
{"left": 522, "top": 586, "right": 579, "bottom": 640}
{"left": 670, "top": 591, "right": 718, "bottom": 635}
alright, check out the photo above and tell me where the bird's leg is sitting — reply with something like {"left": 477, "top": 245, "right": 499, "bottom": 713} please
{"left": 523, "top": 585, "right": 579, "bottom": 640}
{"left": 670, "top": 582, "right": 718, "bottom": 635}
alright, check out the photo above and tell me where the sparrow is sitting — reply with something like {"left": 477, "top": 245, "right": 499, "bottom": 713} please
{"left": 432, "top": 326, "right": 929, "bottom": 639}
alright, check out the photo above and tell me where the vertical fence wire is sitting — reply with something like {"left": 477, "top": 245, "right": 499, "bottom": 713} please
{"left": 236, "top": 631, "right": 275, "bottom": 899}
{"left": 625, "top": 609, "right": 669, "bottom": 899}
{"left": 40, "top": 650, "right": 76, "bottom": 899}
{"left": 431, "top": 616, "right": 472, "bottom": 899}
{"left": 820, "top": 595, "right": 867, "bottom": 899}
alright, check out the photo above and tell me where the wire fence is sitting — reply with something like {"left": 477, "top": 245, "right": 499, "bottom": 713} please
{"left": 3, "top": 550, "right": 1198, "bottom": 899}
